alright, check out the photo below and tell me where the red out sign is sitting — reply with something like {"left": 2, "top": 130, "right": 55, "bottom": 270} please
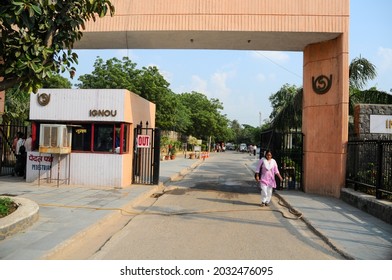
{"left": 137, "top": 135, "right": 150, "bottom": 148}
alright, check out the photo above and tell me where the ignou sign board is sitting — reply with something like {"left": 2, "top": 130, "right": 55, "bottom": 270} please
{"left": 370, "top": 115, "right": 392, "bottom": 134}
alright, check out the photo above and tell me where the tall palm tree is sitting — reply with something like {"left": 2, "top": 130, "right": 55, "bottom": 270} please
{"left": 269, "top": 86, "right": 302, "bottom": 132}
{"left": 349, "top": 56, "right": 377, "bottom": 90}
{"left": 348, "top": 56, "right": 381, "bottom": 115}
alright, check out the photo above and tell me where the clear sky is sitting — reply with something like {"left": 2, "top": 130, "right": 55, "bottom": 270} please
{"left": 70, "top": 0, "right": 392, "bottom": 128}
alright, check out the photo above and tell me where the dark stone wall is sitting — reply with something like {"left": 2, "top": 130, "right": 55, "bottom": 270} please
{"left": 353, "top": 104, "right": 392, "bottom": 140}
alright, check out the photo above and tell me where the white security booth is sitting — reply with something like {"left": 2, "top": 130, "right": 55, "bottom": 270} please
{"left": 27, "top": 89, "right": 156, "bottom": 188}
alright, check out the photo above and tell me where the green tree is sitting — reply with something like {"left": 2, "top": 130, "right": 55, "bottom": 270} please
{"left": 157, "top": 92, "right": 191, "bottom": 132}
{"left": 347, "top": 57, "right": 391, "bottom": 115}
{"left": 224, "top": 120, "right": 262, "bottom": 148}
{"left": 3, "top": 87, "right": 30, "bottom": 123}
{"left": 351, "top": 88, "right": 392, "bottom": 104}
{"left": 134, "top": 65, "right": 191, "bottom": 132}
{"left": 229, "top": 119, "right": 242, "bottom": 144}
{"left": 42, "top": 73, "right": 72, "bottom": 88}
{"left": 268, "top": 84, "right": 302, "bottom": 132}
{"left": 349, "top": 56, "right": 377, "bottom": 90}
{"left": 3, "top": 73, "right": 72, "bottom": 123}
{"left": 178, "top": 91, "right": 229, "bottom": 142}
{"left": 237, "top": 124, "right": 261, "bottom": 146}
{"left": 268, "top": 84, "right": 298, "bottom": 120}
{"left": 0, "top": 0, "right": 114, "bottom": 92}
{"left": 77, "top": 57, "right": 139, "bottom": 91}
{"left": 214, "top": 112, "right": 232, "bottom": 143}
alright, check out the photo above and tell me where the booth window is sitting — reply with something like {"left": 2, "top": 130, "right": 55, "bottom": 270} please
{"left": 72, "top": 126, "right": 92, "bottom": 151}
{"left": 94, "top": 124, "right": 114, "bottom": 152}
{"left": 122, "top": 124, "right": 128, "bottom": 152}
{"left": 71, "top": 123, "right": 129, "bottom": 153}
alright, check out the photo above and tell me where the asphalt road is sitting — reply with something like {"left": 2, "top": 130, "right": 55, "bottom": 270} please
{"left": 89, "top": 152, "right": 344, "bottom": 260}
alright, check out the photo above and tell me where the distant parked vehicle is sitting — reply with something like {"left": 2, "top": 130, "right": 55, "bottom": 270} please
{"left": 226, "top": 143, "right": 235, "bottom": 150}
{"left": 239, "top": 143, "right": 247, "bottom": 152}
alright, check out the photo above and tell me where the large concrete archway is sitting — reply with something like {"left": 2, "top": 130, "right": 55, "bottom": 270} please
{"left": 76, "top": 0, "right": 349, "bottom": 197}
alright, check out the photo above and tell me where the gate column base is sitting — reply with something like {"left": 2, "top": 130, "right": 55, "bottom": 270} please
{"left": 303, "top": 151, "right": 346, "bottom": 197}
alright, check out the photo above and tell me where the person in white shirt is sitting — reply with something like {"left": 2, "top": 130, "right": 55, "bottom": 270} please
{"left": 24, "top": 134, "right": 32, "bottom": 152}
{"left": 15, "top": 132, "right": 25, "bottom": 155}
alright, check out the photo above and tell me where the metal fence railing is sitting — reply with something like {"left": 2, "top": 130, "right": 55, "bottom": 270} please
{"left": 346, "top": 140, "right": 392, "bottom": 200}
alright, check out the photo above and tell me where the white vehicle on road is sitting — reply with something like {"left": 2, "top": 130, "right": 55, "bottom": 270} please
{"left": 239, "top": 143, "right": 247, "bottom": 152}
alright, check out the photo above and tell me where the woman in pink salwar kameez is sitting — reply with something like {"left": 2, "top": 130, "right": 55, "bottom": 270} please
{"left": 255, "top": 150, "right": 283, "bottom": 207}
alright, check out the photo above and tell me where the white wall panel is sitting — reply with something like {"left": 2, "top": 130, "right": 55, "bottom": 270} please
{"left": 26, "top": 152, "right": 130, "bottom": 188}
{"left": 30, "top": 89, "right": 129, "bottom": 122}
{"left": 70, "top": 153, "right": 125, "bottom": 187}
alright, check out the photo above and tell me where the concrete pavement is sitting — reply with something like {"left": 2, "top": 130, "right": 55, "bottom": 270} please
{"left": 0, "top": 152, "right": 391, "bottom": 260}
{"left": 275, "top": 190, "right": 392, "bottom": 259}
{"left": 0, "top": 154, "right": 203, "bottom": 260}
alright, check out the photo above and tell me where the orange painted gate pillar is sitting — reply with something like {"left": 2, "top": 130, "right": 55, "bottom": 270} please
{"left": 302, "top": 35, "right": 349, "bottom": 197}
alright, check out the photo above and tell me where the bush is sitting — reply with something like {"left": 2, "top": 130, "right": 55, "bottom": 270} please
{"left": 0, "top": 197, "right": 17, "bottom": 218}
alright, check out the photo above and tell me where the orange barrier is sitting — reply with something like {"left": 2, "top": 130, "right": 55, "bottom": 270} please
{"left": 201, "top": 152, "right": 209, "bottom": 160}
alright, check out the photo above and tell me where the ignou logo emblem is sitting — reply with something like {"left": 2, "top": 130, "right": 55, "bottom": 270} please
{"left": 312, "top": 75, "right": 332, "bottom": 94}
{"left": 37, "top": 93, "right": 51, "bottom": 106}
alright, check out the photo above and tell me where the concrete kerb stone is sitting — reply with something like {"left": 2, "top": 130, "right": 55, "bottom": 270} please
{"left": 340, "top": 188, "right": 392, "bottom": 225}
{"left": 0, "top": 196, "right": 39, "bottom": 241}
